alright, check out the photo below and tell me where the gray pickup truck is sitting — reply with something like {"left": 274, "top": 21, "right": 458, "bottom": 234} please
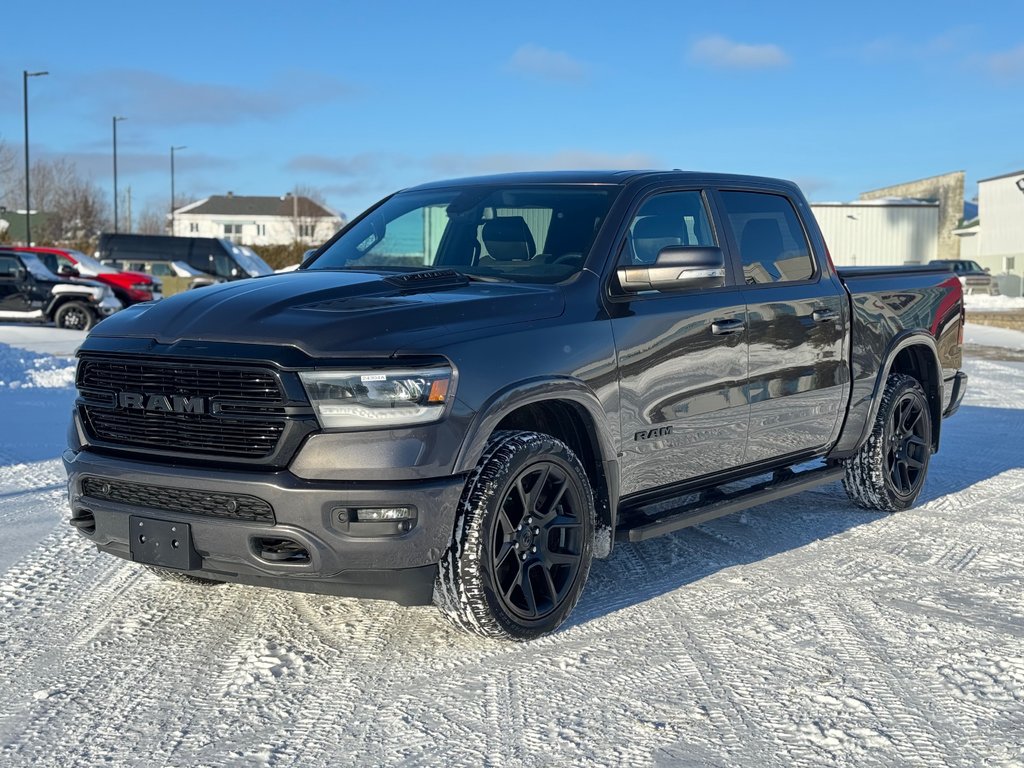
{"left": 64, "top": 171, "right": 967, "bottom": 640}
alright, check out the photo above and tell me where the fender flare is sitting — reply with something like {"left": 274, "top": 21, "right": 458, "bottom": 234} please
{"left": 837, "top": 331, "right": 944, "bottom": 457}
{"left": 453, "top": 376, "right": 621, "bottom": 536}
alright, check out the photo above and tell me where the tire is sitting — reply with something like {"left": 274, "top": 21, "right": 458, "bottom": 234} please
{"left": 144, "top": 565, "right": 223, "bottom": 586}
{"left": 843, "top": 373, "right": 932, "bottom": 512}
{"left": 54, "top": 301, "right": 96, "bottom": 331}
{"left": 435, "top": 431, "right": 595, "bottom": 641}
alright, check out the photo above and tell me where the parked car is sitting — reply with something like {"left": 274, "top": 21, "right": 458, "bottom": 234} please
{"left": 10, "top": 246, "right": 160, "bottom": 306}
{"left": 66, "top": 171, "right": 967, "bottom": 640}
{"left": 101, "top": 258, "right": 221, "bottom": 291}
{"left": 928, "top": 259, "right": 999, "bottom": 295}
{"left": 97, "top": 234, "right": 274, "bottom": 281}
{"left": 0, "top": 249, "right": 122, "bottom": 330}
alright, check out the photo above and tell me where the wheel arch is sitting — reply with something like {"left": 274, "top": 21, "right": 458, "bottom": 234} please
{"left": 454, "top": 379, "right": 619, "bottom": 557}
{"left": 863, "top": 333, "right": 944, "bottom": 454}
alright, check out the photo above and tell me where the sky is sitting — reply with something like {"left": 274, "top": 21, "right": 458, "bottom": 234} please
{"left": 1, "top": 1, "right": 1022, "bottom": 223}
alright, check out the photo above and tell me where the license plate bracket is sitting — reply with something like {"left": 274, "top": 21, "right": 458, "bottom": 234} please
{"left": 129, "top": 516, "right": 200, "bottom": 571}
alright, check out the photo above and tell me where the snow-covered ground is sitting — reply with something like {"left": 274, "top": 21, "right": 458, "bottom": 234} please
{"left": 964, "top": 292, "right": 1024, "bottom": 312}
{"left": 1, "top": 324, "right": 1022, "bottom": 767}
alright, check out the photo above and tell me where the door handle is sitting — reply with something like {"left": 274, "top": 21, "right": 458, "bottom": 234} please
{"left": 711, "top": 318, "right": 745, "bottom": 336}
{"left": 812, "top": 308, "right": 839, "bottom": 323}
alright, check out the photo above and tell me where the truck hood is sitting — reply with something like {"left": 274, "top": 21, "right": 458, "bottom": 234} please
{"left": 87, "top": 270, "right": 565, "bottom": 357}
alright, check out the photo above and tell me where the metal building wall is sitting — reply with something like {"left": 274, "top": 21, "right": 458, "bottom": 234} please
{"left": 977, "top": 175, "right": 1024, "bottom": 261}
{"left": 810, "top": 204, "right": 939, "bottom": 267}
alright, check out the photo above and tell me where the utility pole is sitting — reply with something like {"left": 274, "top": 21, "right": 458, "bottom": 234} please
{"left": 22, "top": 69, "right": 48, "bottom": 245}
{"left": 112, "top": 116, "right": 126, "bottom": 232}
{"left": 126, "top": 186, "right": 132, "bottom": 233}
{"left": 170, "top": 145, "right": 186, "bottom": 236}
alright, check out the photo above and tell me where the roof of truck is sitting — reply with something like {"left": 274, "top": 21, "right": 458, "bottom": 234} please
{"left": 405, "top": 170, "right": 799, "bottom": 191}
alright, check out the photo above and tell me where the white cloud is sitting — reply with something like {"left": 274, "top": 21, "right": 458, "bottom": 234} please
{"left": 505, "top": 44, "right": 587, "bottom": 82}
{"left": 689, "top": 35, "right": 790, "bottom": 70}
{"left": 987, "top": 44, "right": 1024, "bottom": 78}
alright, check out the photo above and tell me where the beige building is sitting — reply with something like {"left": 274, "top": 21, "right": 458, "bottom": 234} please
{"left": 811, "top": 200, "right": 939, "bottom": 267}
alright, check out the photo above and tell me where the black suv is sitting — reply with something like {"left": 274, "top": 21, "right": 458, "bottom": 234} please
{"left": 0, "top": 249, "right": 122, "bottom": 330}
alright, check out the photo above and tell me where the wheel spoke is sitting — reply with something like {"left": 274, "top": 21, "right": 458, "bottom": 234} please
{"left": 538, "top": 480, "right": 568, "bottom": 522}
{"left": 544, "top": 550, "right": 579, "bottom": 566}
{"left": 497, "top": 508, "right": 517, "bottom": 538}
{"left": 493, "top": 540, "right": 516, "bottom": 569}
{"left": 540, "top": 565, "right": 559, "bottom": 605}
{"left": 906, "top": 456, "right": 925, "bottom": 470}
{"left": 547, "top": 513, "right": 581, "bottom": 530}
{"left": 520, "top": 565, "right": 539, "bottom": 617}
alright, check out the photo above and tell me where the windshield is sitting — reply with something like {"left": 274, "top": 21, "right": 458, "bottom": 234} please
{"left": 65, "top": 249, "right": 117, "bottom": 276}
{"left": 305, "top": 185, "right": 618, "bottom": 283}
{"left": 231, "top": 245, "right": 274, "bottom": 277}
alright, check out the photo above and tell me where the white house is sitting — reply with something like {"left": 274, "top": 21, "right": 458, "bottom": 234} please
{"left": 172, "top": 193, "right": 344, "bottom": 246}
{"left": 953, "top": 170, "right": 1024, "bottom": 295}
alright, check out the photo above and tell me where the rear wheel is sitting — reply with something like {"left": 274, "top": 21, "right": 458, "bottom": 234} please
{"left": 54, "top": 301, "right": 96, "bottom": 331}
{"left": 144, "top": 565, "right": 223, "bottom": 586}
{"left": 435, "top": 431, "right": 595, "bottom": 641}
{"left": 843, "top": 373, "right": 932, "bottom": 512}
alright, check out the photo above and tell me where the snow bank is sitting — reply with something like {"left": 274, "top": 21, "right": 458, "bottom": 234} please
{"left": 0, "top": 344, "right": 77, "bottom": 389}
{"left": 964, "top": 293, "right": 1024, "bottom": 312}
{"left": 964, "top": 323, "right": 1024, "bottom": 351}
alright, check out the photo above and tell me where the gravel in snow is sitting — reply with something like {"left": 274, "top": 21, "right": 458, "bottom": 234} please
{"left": 0, "top": 327, "right": 1022, "bottom": 767}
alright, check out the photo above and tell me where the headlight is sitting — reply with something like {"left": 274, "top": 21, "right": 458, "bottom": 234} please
{"left": 299, "top": 367, "right": 452, "bottom": 429}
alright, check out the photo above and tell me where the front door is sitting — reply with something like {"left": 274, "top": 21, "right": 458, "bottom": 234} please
{"left": 715, "top": 189, "right": 849, "bottom": 463}
{"left": 609, "top": 190, "right": 750, "bottom": 497}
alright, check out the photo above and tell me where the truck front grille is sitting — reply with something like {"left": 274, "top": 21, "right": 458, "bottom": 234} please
{"left": 77, "top": 356, "right": 293, "bottom": 460}
{"left": 81, "top": 476, "right": 275, "bottom": 523}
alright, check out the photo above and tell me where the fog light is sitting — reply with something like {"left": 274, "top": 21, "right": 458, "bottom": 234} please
{"left": 353, "top": 507, "right": 412, "bottom": 522}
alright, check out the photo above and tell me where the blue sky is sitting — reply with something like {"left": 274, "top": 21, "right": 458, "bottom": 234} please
{"left": 1, "top": 1, "right": 1022, "bottom": 221}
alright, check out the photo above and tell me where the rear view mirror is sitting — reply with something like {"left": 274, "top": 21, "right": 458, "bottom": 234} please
{"left": 617, "top": 246, "right": 726, "bottom": 293}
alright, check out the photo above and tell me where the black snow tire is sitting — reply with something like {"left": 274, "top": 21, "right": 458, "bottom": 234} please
{"left": 843, "top": 373, "right": 932, "bottom": 512}
{"left": 434, "top": 431, "right": 595, "bottom": 641}
{"left": 144, "top": 566, "right": 223, "bottom": 586}
{"left": 54, "top": 301, "right": 96, "bottom": 331}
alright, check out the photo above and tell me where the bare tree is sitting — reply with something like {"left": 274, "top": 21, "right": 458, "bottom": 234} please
{"left": 136, "top": 203, "right": 168, "bottom": 235}
{"left": 0, "top": 157, "right": 110, "bottom": 244}
{"left": 289, "top": 184, "right": 336, "bottom": 244}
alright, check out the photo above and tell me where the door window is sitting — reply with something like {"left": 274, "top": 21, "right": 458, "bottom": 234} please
{"left": 718, "top": 191, "right": 814, "bottom": 284}
{"left": 0, "top": 256, "right": 21, "bottom": 277}
{"left": 619, "top": 191, "right": 715, "bottom": 267}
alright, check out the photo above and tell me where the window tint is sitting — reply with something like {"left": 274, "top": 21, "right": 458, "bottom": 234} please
{"left": 619, "top": 191, "right": 715, "bottom": 266}
{"left": 35, "top": 252, "right": 59, "bottom": 274}
{"left": 0, "top": 256, "right": 20, "bottom": 276}
{"left": 719, "top": 191, "right": 814, "bottom": 284}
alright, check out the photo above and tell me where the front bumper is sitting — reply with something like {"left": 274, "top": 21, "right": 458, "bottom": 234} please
{"left": 63, "top": 448, "right": 465, "bottom": 605}
{"left": 97, "top": 295, "right": 122, "bottom": 316}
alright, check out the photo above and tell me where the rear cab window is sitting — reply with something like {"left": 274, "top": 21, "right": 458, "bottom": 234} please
{"left": 717, "top": 191, "right": 815, "bottom": 284}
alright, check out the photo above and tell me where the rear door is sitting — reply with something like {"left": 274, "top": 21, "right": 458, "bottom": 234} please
{"left": 714, "top": 189, "right": 848, "bottom": 464}
{"left": 609, "top": 188, "right": 750, "bottom": 496}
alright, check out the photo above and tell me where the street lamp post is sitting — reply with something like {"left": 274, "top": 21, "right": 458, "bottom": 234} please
{"left": 112, "top": 116, "right": 126, "bottom": 233}
{"left": 170, "top": 145, "right": 186, "bottom": 236}
{"left": 22, "top": 69, "right": 48, "bottom": 245}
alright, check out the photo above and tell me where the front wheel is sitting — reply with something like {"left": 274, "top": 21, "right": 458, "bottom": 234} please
{"left": 435, "top": 431, "right": 595, "bottom": 641}
{"left": 54, "top": 301, "right": 96, "bottom": 331}
{"left": 843, "top": 373, "right": 933, "bottom": 512}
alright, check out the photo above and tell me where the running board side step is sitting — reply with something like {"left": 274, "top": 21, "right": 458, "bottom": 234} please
{"left": 619, "top": 464, "right": 845, "bottom": 543}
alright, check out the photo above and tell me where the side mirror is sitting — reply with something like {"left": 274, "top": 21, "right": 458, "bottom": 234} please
{"left": 59, "top": 264, "right": 80, "bottom": 277}
{"left": 14, "top": 267, "right": 27, "bottom": 282}
{"left": 617, "top": 246, "right": 726, "bottom": 293}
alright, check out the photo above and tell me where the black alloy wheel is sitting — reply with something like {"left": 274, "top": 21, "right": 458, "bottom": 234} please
{"left": 489, "top": 460, "right": 586, "bottom": 622}
{"left": 435, "top": 431, "right": 596, "bottom": 641}
{"left": 886, "top": 390, "right": 929, "bottom": 498}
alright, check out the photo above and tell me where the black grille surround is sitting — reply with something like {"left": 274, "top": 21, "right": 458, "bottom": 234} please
{"left": 81, "top": 476, "right": 275, "bottom": 523}
{"left": 75, "top": 355, "right": 316, "bottom": 466}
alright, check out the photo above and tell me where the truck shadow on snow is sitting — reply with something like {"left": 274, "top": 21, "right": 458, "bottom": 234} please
{"left": 568, "top": 403, "right": 1022, "bottom": 629}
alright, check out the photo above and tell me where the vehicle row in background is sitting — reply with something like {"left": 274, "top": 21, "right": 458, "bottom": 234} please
{"left": 0, "top": 248, "right": 122, "bottom": 330}
{"left": 9, "top": 246, "right": 160, "bottom": 306}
